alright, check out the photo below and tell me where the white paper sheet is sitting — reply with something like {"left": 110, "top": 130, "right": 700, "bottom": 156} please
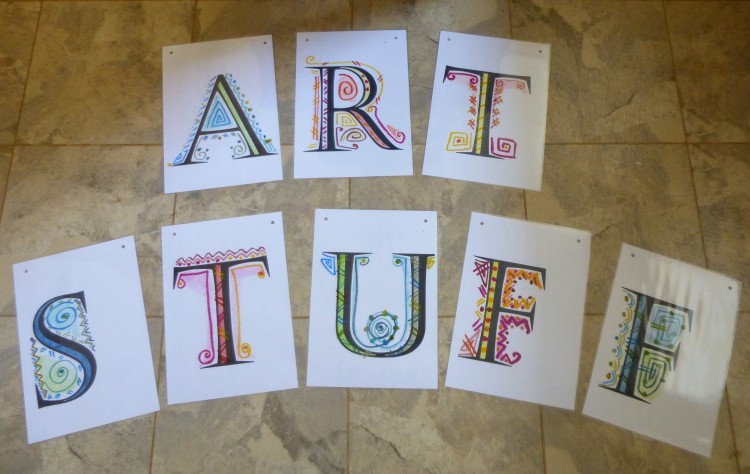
{"left": 423, "top": 32, "right": 550, "bottom": 190}
{"left": 445, "top": 213, "right": 590, "bottom": 409}
{"left": 163, "top": 36, "right": 283, "bottom": 193}
{"left": 307, "top": 209, "right": 437, "bottom": 388}
{"left": 294, "top": 31, "right": 413, "bottom": 178}
{"left": 13, "top": 237, "right": 159, "bottom": 443}
{"left": 162, "top": 213, "right": 297, "bottom": 405}
{"left": 583, "top": 244, "right": 741, "bottom": 456}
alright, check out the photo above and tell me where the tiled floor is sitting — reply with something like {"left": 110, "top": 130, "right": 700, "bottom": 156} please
{"left": 0, "top": 0, "right": 748, "bottom": 472}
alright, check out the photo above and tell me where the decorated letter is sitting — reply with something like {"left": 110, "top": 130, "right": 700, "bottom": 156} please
{"left": 320, "top": 252, "right": 434, "bottom": 357}
{"left": 162, "top": 213, "right": 298, "bottom": 405}
{"left": 424, "top": 32, "right": 550, "bottom": 190}
{"left": 163, "top": 36, "right": 282, "bottom": 193}
{"left": 31, "top": 292, "right": 96, "bottom": 407}
{"left": 458, "top": 258, "right": 545, "bottom": 366}
{"left": 584, "top": 244, "right": 740, "bottom": 456}
{"left": 307, "top": 210, "right": 438, "bottom": 389}
{"left": 14, "top": 237, "right": 159, "bottom": 443}
{"left": 446, "top": 214, "right": 590, "bottom": 410}
{"left": 173, "top": 248, "right": 269, "bottom": 368}
{"left": 294, "top": 31, "right": 413, "bottom": 178}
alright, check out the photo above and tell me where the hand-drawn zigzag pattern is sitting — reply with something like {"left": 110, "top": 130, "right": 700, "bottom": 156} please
{"left": 175, "top": 247, "right": 267, "bottom": 267}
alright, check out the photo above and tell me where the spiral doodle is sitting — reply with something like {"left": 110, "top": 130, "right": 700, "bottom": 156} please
{"left": 337, "top": 73, "right": 359, "bottom": 101}
{"left": 490, "top": 137, "right": 517, "bottom": 159}
{"left": 46, "top": 360, "right": 78, "bottom": 393}
{"left": 198, "top": 348, "right": 215, "bottom": 365}
{"left": 446, "top": 71, "right": 480, "bottom": 84}
{"left": 238, "top": 342, "right": 252, "bottom": 359}
{"left": 340, "top": 128, "right": 366, "bottom": 144}
{"left": 364, "top": 310, "right": 399, "bottom": 346}
{"left": 232, "top": 136, "right": 249, "bottom": 158}
{"left": 44, "top": 300, "right": 80, "bottom": 331}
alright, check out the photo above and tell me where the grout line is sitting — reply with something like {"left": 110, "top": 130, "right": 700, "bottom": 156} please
{"left": 685, "top": 145, "right": 709, "bottom": 268}
{"left": 10, "top": 143, "right": 165, "bottom": 148}
{"left": 170, "top": 193, "right": 178, "bottom": 225}
{"left": 349, "top": 0, "right": 354, "bottom": 30}
{"left": 661, "top": 0, "right": 690, "bottom": 144}
{"left": 523, "top": 190, "right": 528, "bottom": 220}
{"left": 147, "top": 323, "right": 165, "bottom": 474}
{"left": 661, "top": 1, "right": 710, "bottom": 272}
{"left": 190, "top": 0, "right": 200, "bottom": 43}
{"left": 11, "top": 1, "right": 43, "bottom": 147}
{"left": 539, "top": 406, "right": 548, "bottom": 474}
{"left": 346, "top": 388, "right": 352, "bottom": 474}
{"left": 148, "top": 60, "right": 175, "bottom": 456}
{"left": 508, "top": 0, "right": 514, "bottom": 38}
{"left": 6, "top": 141, "right": 750, "bottom": 148}
{"left": 0, "top": 147, "right": 17, "bottom": 228}
{"left": 724, "top": 384, "right": 743, "bottom": 473}
{"left": 1, "top": 3, "right": 44, "bottom": 225}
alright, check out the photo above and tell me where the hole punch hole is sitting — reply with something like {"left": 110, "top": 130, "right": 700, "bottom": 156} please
{"left": 424, "top": 219, "right": 428, "bottom": 223}
{"left": 121, "top": 245, "right": 126, "bottom": 249}
{"left": 24, "top": 269, "right": 28, "bottom": 274}
{"left": 631, "top": 253, "right": 636, "bottom": 258}
{"left": 305, "top": 38, "right": 309, "bottom": 42}
{"left": 480, "top": 221, "right": 484, "bottom": 226}
{"left": 263, "top": 41, "right": 267, "bottom": 45}
{"left": 169, "top": 51, "right": 173, "bottom": 55}
{"left": 172, "top": 232, "right": 176, "bottom": 237}
{"left": 539, "top": 49, "right": 542, "bottom": 53}
{"left": 576, "top": 239, "right": 581, "bottom": 243}
{"left": 271, "top": 220, "right": 275, "bottom": 225}
{"left": 447, "top": 37, "right": 451, "bottom": 41}
{"left": 324, "top": 217, "right": 328, "bottom": 221}
{"left": 394, "top": 36, "right": 398, "bottom": 40}
{"left": 729, "top": 286, "right": 733, "bottom": 291}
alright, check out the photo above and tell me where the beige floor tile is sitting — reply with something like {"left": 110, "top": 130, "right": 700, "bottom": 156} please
{"left": 511, "top": 0, "right": 684, "bottom": 143}
{"left": 352, "top": 0, "right": 511, "bottom": 145}
{"left": 350, "top": 318, "right": 544, "bottom": 473}
{"left": 526, "top": 144, "right": 704, "bottom": 314}
{"left": 666, "top": 1, "right": 750, "bottom": 143}
{"left": 728, "top": 313, "right": 750, "bottom": 472}
{"left": 691, "top": 144, "right": 750, "bottom": 312}
{"left": 0, "top": 2, "right": 39, "bottom": 144}
{"left": 152, "top": 318, "right": 346, "bottom": 473}
{"left": 543, "top": 315, "right": 739, "bottom": 473}
{"left": 194, "top": 0, "right": 352, "bottom": 145}
{"left": 16, "top": 1, "right": 193, "bottom": 145}
{"left": 173, "top": 146, "right": 348, "bottom": 317}
{"left": 0, "top": 146, "right": 175, "bottom": 316}
{"left": 0, "top": 316, "right": 162, "bottom": 473}
{"left": 350, "top": 145, "right": 525, "bottom": 316}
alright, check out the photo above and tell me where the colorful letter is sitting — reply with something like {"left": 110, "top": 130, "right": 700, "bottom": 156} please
{"left": 306, "top": 61, "right": 405, "bottom": 152}
{"left": 459, "top": 257, "right": 545, "bottom": 366}
{"left": 31, "top": 292, "right": 97, "bottom": 408}
{"left": 320, "top": 252, "right": 435, "bottom": 357}
{"left": 443, "top": 66, "right": 531, "bottom": 159}
{"left": 174, "top": 248, "right": 269, "bottom": 368}
{"left": 173, "top": 73, "right": 277, "bottom": 166}
{"left": 599, "top": 289, "right": 692, "bottom": 403}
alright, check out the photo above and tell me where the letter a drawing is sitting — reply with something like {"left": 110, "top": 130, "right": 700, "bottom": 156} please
{"left": 172, "top": 73, "right": 277, "bottom": 166}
